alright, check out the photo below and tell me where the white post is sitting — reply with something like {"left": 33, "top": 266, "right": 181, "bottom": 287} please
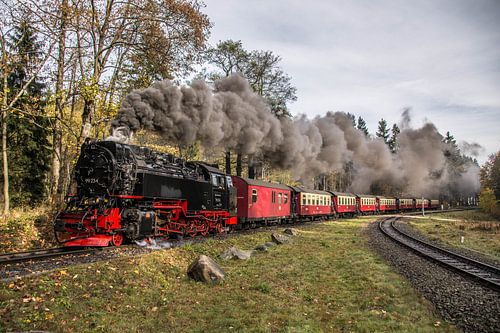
{"left": 422, "top": 197, "right": 425, "bottom": 216}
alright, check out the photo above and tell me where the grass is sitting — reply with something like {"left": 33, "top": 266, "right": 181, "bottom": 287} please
{"left": 407, "top": 211, "right": 500, "bottom": 259}
{"left": 429, "top": 209, "right": 500, "bottom": 222}
{"left": 0, "top": 219, "right": 458, "bottom": 333}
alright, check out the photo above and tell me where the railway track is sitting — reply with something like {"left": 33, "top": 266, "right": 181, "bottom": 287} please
{"left": 379, "top": 217, "right": 500, "bottom": 292}
{"left": 0, "top": 247, "right": 100, "bottom": 265}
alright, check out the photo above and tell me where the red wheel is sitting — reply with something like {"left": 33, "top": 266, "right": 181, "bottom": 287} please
{"left": 216, "top": 223, "right": 224, "bottom": 235}
{"left": 187, "top": 225, "right": 198, "bottom": 237}
{"left": 200, "top": 225, "right": 209, "bottom": 237}
{"left": 111, "top": 233, "right": 123, "bottom": 247}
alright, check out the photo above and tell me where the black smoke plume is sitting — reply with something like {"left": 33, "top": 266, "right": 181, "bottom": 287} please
{"left": 111, "top": 74, "right": 479, "bottom": 197}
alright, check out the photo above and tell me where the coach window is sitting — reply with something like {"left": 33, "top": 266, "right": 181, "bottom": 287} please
{"left": 284, "top": 193, "right": 289, "bottom": 204}
{"left": 252, "top": 189, "right": 258, "bottom": 203}
{"left": 272, "top": 191, "right": 276, "bottom": 203}
{"left": 278, "top": 192, "right": 282, "bottom": 204}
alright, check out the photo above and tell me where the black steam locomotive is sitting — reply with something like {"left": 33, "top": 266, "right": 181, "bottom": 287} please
{"left": 54, "top": 140, "right": 237, "bottom": 246}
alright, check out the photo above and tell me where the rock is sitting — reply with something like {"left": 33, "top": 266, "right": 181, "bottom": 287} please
{"left": 254, "top": 244, "right": 268, "bottom": 252}
{"left": 220, "top": 246, "right": 254, "bottom": 260}
{"left": 187, "top": 255, "right": 225, "bottom": 283}
{"left": 284, "top": 228, "right": 299, "bottom": 236}
{"left": 264, "top": 242, "right": 276, "bottom": 248}
{"left": 271, "top": 233, "right": 291, "bottom": 244}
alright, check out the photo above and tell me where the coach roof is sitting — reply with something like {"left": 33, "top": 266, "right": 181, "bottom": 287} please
{"left": 235, "top": 177, "right": 291, "bottom": 191}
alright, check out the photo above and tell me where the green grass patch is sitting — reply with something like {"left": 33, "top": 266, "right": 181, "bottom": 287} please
{"left": 1, "top": 220, "right": 458, "bottom": 332}
{"left": 430, "top": 210, "right": 499, "bottom": 222}
{"left": 408, "top": 212, "right": 500, "bottom": 259}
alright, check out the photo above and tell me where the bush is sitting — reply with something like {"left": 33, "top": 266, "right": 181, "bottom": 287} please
{"left": 479, "top": 188, "right": 496, "bottom": 214}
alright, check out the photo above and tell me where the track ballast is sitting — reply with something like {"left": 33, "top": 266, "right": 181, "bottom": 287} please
{"left": 379, "top": 217, "right": 500, "bottom": 292}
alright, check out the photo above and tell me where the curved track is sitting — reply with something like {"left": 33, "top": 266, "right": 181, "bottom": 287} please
{"left": 0, "top": 247, "right": 99, "bottom": 265}
{"left": 379, "top": 217, "right": 500, "bottom": 292}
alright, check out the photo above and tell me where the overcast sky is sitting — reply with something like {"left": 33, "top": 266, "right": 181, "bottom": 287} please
{"left": 202, "top": 0, "right": 500, "bottom": 163}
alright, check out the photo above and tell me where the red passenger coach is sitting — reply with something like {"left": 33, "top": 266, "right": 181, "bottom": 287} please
{"left": 415, "top": 198, "right": 429, "bottom": 210}
{"left": 356, "top": 194, "right": 377, "bottom": 214}
{"left": 290, "top": 187, "right": 333, "bottom": 219}
{"left": 429, "top": 199, "right": 440, "bottom": 209}
{"left": 377, "top": 197, "right": 397, "bottom": 212}
{"left": 398, "top": 198, "right": 415, "bottom": 211}
{"left": 231, "top": 176, "right": 291, "bottom": 224}
{"left": 330, "top": 192, "right": 357, "bottom": 216}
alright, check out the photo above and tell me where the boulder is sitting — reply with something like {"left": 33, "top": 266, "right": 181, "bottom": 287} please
{"left": 271, "top": 233, "right": 291, "bottom": 244}
{"left": 284, "top": 228, "right": 299, "bottom": 236}
{"left": 220, "top": 246, "right": 254, "bottom": 260}
{"left": 254, "top": 244, "right": 268, "bottom": 252}
{"left": 187, "top": 255, "right": 225, "bottom": 283}
{"left": 255, "top": 241, "right": 277, "bottom": 251}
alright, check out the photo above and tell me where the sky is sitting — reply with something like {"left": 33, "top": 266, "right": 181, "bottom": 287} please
{"left": 201, "top": 0, "right": 500, "bottom": 163}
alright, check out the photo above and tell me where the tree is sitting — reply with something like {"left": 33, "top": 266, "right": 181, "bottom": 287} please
{"left": 345, "top": 113, "right": 356, "bottom": 127}
{"left": 357, "top": 116, "right": 369, "bottom": 137}
{"left": 207, "top": 41, "right": 297, "bottom": 118}
{"left": 480, "top": 152, "right": 500, "bottom": 199}
{"left": 244, "top": 50, "right": 297, "bottom": 118}
{"left": 73, "top": 0, "right": 212, "bottom": 144}
{"left": 376, "top": 118, "right": 390, "bottom": 145}
{"left": 205, "top": 40, "right": 250, "bottom": 175}
{"left": 205, "top": 40, "right": 249, "bottom": 79}
{"left": 443, "top": 131, "right": 456, "bottom": 146}
{"left": 205, "top": 41, "right": 297, "bottom": 177}
{"left": 388, "top": 123, "right": 400, "bottom": 153}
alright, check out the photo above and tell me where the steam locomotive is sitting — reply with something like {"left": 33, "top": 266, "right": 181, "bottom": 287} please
{"left": 54, "top": 140, "right": 440, "bottom": 247}
{"left": 54, "top": 140, "right": 237, "bottom": 246}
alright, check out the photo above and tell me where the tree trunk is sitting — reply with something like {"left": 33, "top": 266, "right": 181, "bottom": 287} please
{"left": 236, "top": 153, "right": 242, "bottom": 176}
{"left": 248, "top": 155, "right": 255, "bottom": 179}
{"left": 1, "top": 105, "right": 8, "bottom": 216}
{"left": 50, "top": 0, "right": 68, "bottom": 204}
{"left": 79, "top": 99, "right": 94, "bottom": 144}
{"left": 225, "top": 151, "right": 231, "bottom": 174}
{"left": 2, "top": 63, "right": 9, "bottom": 215}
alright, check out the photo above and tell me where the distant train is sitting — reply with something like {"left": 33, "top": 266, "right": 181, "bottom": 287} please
{"left": 54, "top": 140, "right": 440, "bottom": 247}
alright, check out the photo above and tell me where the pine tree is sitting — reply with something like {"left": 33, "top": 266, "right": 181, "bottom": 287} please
{"left": 376, "top": 118, "right": 390, "bottom": 145}
{"left": 357, "top": 116, "right": 369, "bottom": 137}
{"left": 346, "top": 112, "right": 356, "bottom": 127}
{"left": 388, "top": 123, "right": 400, "bottom": 153}
{"left": 443, "top": 131, "right": 457, "bottom": 146}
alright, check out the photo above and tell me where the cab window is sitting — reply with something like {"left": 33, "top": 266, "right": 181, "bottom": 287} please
{"left": 272, "top": 191, "right": 276, "bottom": 203}
{"left": 278, "top": 192, "right": 282, "bottom": 204}
{"left": 284, "top": 193, "right": 289, "bottom": 204}
{"left": 252, "top": 189, "right": 258, "bottom": 203}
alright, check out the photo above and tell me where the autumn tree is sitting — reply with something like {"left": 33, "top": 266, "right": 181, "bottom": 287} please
{"left": 480, "top": 152, "right": 500, "bottom": 199}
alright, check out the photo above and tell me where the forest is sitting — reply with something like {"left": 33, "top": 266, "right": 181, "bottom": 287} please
{"left": 0, "top": 0, "right": 498, "bottom": 222}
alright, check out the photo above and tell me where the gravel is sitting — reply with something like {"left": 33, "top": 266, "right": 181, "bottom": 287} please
{"left": 367, "top": 219, "right": 500, "bottom": 333}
